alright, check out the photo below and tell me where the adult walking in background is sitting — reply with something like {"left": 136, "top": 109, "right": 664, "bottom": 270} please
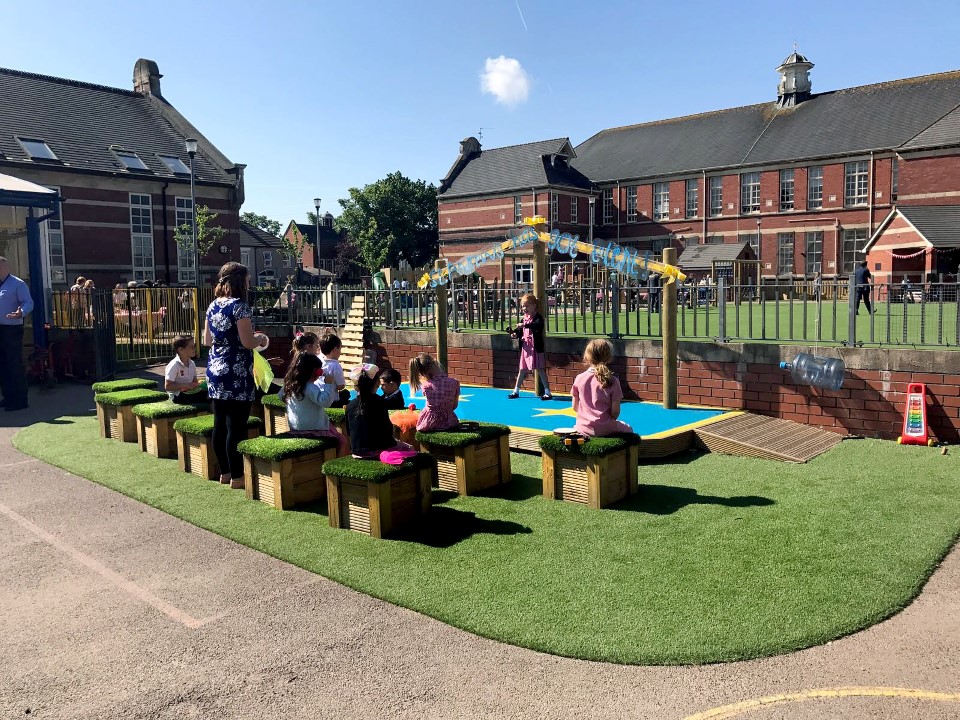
{"left": 854, "top": 260, "right": 874, "bottom": 315}
{"left": 203, "top": 262, "right": 268, "bottom": 488}
{"left": 0, "top": 256, "right": 34, "bottom": 411}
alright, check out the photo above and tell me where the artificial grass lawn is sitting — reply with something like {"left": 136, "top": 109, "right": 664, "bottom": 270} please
{"left": 14, "top": 415, "right": 960, "bottom": 665}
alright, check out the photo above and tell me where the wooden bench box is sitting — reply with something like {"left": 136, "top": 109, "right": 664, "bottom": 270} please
{"left": 239, "top": 434, "right": 339, "bottom": 509}
{"left": 322, "top": 455, "right": 434, "bottom": 539}
{"left": 416, "top": 424, "right": 511, "bottom": 496}
{"left": 133, "top": 401, "right": 208, "bottom": 458}
{"left": 260, "top": 394, "right": 290, "bottom": 436}
{"left": 173, "top": 415, "right": 262, "bottom": 480}
{"left": 94, "top": 389, "right": 169, "bottom": 443}
{"left": 540, "top": 435, "right": 641, "bottom": 509}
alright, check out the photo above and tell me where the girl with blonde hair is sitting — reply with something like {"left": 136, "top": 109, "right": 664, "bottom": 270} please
{"left": 409, "top": 352, "right": 460, "bottom": 431}
{"left": 571, "top": 339, "right": 633, "bottom": 437}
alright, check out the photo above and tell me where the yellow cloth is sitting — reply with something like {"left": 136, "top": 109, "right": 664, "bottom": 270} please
{"left": 252, "top": 351, "right": 274, "bottom": 393}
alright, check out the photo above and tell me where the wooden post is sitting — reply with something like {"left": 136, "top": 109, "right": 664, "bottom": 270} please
{"left": 434, "top": 260, "right": 448, "bottom": 369}
{"left": 662, "top": 247, "right": 678, "bottom": 409}
{"left": 532, "top": 238, "right": 548, "bottom": 397}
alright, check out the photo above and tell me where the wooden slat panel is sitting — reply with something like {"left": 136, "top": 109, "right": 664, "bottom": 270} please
{"left": 436, "top": 459, "right": 459, "bottom": 492}
{"left": 342, "top": 481, "right": 370, "bottom": 534}
{"left": 556, "top": 455, "right": 589, "bottom": 505}
{"left": 695, "top": 413, "right": 843, "bottom": 463}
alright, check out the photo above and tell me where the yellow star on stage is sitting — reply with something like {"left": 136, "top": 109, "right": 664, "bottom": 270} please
{"left": 531, "top": 406, "right": 577, "bottom": 419}
{"left": 458, "top": 394, "right": 474, "bottom": 402}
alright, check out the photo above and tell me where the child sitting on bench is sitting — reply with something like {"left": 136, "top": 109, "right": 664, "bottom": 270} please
{"left": 571, "top": 339, "right": 633, "bottom": 437}
{"left": 410, "top": 353, "right": 460, "bottom": 432}
{"left": 279, "top": 351, "right": 348, "bottom": 454}
{"left": 346, "top": 364, "right": 412, "bottom": 459}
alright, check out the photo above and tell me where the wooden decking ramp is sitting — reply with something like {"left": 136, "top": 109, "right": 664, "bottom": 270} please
{"left": 694, "top": 412, "right": 843, "bottom": 463}
{"left": 338, "top": 295, "right": 367, "bottom": 369}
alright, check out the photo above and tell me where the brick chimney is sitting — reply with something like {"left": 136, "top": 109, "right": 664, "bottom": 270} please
{"left": 133, "top": 59, "right": 163, "bottom": 96}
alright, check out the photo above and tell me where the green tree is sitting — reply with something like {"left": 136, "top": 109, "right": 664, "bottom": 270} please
{"left": 335, "top": 171, "right": 438, "bottom": 273}
{"left": 240, "top": 211, "right": 281, "bottom": 237}
{"left": 174, "top": 204, "right": 227, "bottom": 263}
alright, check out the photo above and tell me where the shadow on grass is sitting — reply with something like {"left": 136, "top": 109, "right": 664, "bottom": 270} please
{"left": 618, "top": 484, "right": 775, "bottom": 515}
{"left": 486, "top": 472, "right": 543, "bottom": 501}
{"left": 394, "top": 506, "right": 532, "bottom": 548}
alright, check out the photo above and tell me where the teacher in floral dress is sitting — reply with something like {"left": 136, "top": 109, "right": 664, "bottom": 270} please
{"left": 203, "top": 262, "right": 268, "bottom": 489}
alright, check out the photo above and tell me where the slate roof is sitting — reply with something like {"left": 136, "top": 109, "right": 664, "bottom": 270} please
{"left": 440, "top": 138, "right": 593, "bottom": 198}
{"left": 0, "top": 67, "right": 236, "bottom": 184}
{"left": 900, "top": 104, "right": 960, "bottom": 150}
{"left": 239, "top": 222, "right": 283, "bottom": 249}
{"left": 896, "top": 205, "right": 960, "bottom": 248}
{"left": 677, "top": 242, "right": 756, "bottom": 270}
{"left": 572, "top": 71, "right": 960, "bottom": 182}
{"left": 293, "top": 221, "right": 341, "bottom": 247}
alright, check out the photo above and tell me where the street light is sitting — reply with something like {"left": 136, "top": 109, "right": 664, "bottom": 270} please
{"left": 185, "top": 138, "right": 198, "bottom": 283}
{"left": 313, "top": 197, "right": 321, "bottom": 281}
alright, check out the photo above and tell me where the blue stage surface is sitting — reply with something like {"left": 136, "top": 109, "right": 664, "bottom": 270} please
{"left": 398, "top": 384, "right": 731, "bottom": 438}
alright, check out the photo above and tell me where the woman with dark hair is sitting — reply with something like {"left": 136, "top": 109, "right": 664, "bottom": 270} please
{"left": 203, "top": 262, "right": 268, "bottom": 488}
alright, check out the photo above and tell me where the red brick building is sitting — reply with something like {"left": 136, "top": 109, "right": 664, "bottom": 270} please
{"left": 439, "top": 54, "right": 960, "bottom": 286}
{"left": 0, "top": 59, "right": 244, "bottom": 290}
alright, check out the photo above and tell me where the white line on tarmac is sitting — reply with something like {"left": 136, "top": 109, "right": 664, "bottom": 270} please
{"left": 0, "top": 501, "right": 205, "bottom": 629}
{"left": 0, "top": 459, "right": 39, "bottom": 469}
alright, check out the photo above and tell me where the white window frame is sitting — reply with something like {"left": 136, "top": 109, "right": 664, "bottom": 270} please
{"left": 807, "top": 166, "right": 823, "bottom": 209}
{"left": 842, "top": 228, "right": 868, "bottom": 274}
{"left": 891, "top": 157, "right": 899, "bottom": 200}
{"left": 283, "top": 253, "right": 294, "bottom": 268}
{"left": 626, "top": 186, "right": 638, "bottom": 223}
{"left": 777, "top": 232, "right": 795, "bottom": 276}
{"left": 739, "top": 233, "right": 759, "bottom": 258}
{"left": 129, "top": 193, "right": 155, "bottom": 282}
{"left": 240, "top": 247, "right": 253, "bottom": 270}
{"left": 685, "top": 179, "right": 698, "bottom": 219}
{"left": 844, "top": 161, "right": 869, "bottom": 206}
{"left": 653, "top": 183, "right": 670, "bottom": 221}
{"left": 740, "top": 173, "right": 760, "bottom": 214}
{"left": 44, "top": 185, "right": 66, "bottom": 285}
{"left": 602, "top": 188, "right": 614, "bottom": 225}
{"left": 550, "top": 192, "right": 558, "bottom": 223}
{"left": 709, "top": 176, "right": 723, "bottom": 216}
{"left": 175, "top": 196, "right": 196, "bottom": 283}
{"left": 570, "top": 195, "right": 578, "bottom": 224}
{"left": 263, "top": 250, "right": 273, "bottom": 269}
{"left": 514, "top": 195, "right": 522, "bottom": 224}
{"left": 804, "top": 231, "right": 823, "bottom": 275}
{"left": 779, "top": 169, "right": 795, "bottom": 211}
{"left": 514, "top": 263, "right": 533, "bottom": 284}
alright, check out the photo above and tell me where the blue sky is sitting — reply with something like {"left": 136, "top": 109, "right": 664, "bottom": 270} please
{"left": 4, "top": 0, "right": 959, "bottom": 228}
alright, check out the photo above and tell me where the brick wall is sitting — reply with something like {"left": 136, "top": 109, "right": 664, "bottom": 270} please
{"left": 367, "top": 329, "right": 960, "bottom": 443}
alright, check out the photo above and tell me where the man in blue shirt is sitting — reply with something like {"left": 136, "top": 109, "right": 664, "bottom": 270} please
{"left": 0, "top": 256, "right": 34, "bottom": 411}
{"left": 854, "top": 260, "right": 874, "bottom": 315}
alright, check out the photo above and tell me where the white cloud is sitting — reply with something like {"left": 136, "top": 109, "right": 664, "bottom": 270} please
{"left": 480, "top": 56, "right": 530, "bottom": 107}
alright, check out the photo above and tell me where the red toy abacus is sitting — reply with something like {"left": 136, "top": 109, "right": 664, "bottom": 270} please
{"left": 898, "top": 382, "right": 936, "bottom": 446}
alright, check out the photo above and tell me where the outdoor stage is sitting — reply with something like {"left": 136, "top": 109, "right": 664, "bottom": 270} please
{"left": 402, "top": 384, "right": 737, "bottom": 455}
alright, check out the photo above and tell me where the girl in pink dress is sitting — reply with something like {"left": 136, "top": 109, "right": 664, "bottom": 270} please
{"left": 507, "top": 293, "right": 552, "bottom": 400}
{"left": 410, "top": 353, "right": 460, "bottom": 431}
{"left": 571, "top": 339, "right": 634, "bottom": 437}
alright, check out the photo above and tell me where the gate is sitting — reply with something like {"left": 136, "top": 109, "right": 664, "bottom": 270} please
{"left": 91, "top": 289, "right": 117, "bottom": 380}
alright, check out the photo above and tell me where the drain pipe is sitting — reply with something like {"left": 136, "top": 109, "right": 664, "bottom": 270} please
{"left": 868, "top": 150, "right": 875, "bottom": 238}
{"left": 160, "top": 181, "right": 171, "bottom": 284}
{"left": 702, "top": 170, "right": 707, "bottom": 241}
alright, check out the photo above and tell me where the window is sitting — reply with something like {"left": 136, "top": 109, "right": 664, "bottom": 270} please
{"left": 807, "top": 166, "right": 823, "bottom": 209}
{"left": 653, "top": 183, "right": 670, "bottom": 221}
{"left": 650, "top": 239, "right": 669, "bottom": 254}
{"left": 686, "top": 179, "right": 698, "bottom": 218}
{"left": 115, "top": 150, "right": 149, "bottom": 171}
{"left": 550, "top": 192, "right": 558, "bottom": 223}
{"left": 777, "top": 232, "right": 795, "bottom": 275}
{"left": 513, "top": 195, "right": 522, "bottom": 224}
{"left": 779, "top": 169, "right": 795, "bottom": 211}
{"left": 570, "top": 196, "right": 578, "bottom": 224}
{"left": 739, "top": 233, "right": 760, "bottom": 257}
{"left": 175, "top": 197, "right": 196, "bottom": 283}
{"left": 891, "top": 157, "right": 899, "bottom": 200}
{"left": 841, "top": 228, "right": 869, "bottom": 274}
{"left": 602, "top": 188, "right": 613, "bottom": 225}
{"left": 740, "top": 172, "right": 760, "bottom": 213}
{"left": 129, "top": 194, "right": 154, "bottom": 281}
{"left": 159, "top": 155, "right": 191, "bottom": 175}
{"left": 626, "top": 186, "right": 638, "bottom": 223}
{"left": 17, "top": 137, "right": 58, "bottom": 161}
{"left": 514, "top": 264, "right": 533, "bottom": 284}
{"left": 44, "top": 186, "right": 66, "bottom": 284}
{"left": 844, "top": 161, "right": 869, "bottom": 206}
{"left": 240, "top": 248, "right": 253, "bottom": 269}
{"left": 804, "top": 232, "right": 823, "bottom": 275}
{"left": 706, "top": 235, "right": 723, "bottom": 244}
{"left": 283, "top": 253, "right": 294, "bottom": 268}
{"left": 263, "top": 251, "right": 273, "bottom": 268}
{"left": 709, "top": 176, "right": 723, "bottom": 216}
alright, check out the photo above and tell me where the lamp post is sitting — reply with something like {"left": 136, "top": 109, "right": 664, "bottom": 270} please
{"left": 313, "top": 197, "right": 321, "bottom": 282}
{"left": 185, "top": 138, "right": 199, "bottom": 283}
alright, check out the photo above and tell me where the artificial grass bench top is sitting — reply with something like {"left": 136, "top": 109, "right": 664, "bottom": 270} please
{"left": 173, "top": 414, "right": 262, "bottom": 438}
{"left": 322, "top": 453, "right": 436, "bottom": 483}
{"left": 93, "top": 389, "right": 170, "bottom": 407}
{"left": 260, "top": 393, "right": 286, "bottom": 410}
{"left": 416, "top": 423, "right": 510, "bottom": 448}
{"left": 91, "top": 378, "right": 158, "bottom": 394}
{"left": 538, "top": 432, "right": 642, "bottom": 456}
{"left": 238, "top": 433, "right": 337, "bottom": 461}
{"left": 132, "top": 400, "right": 206, "bottom": 419}
{"left": 325, "top": 407, "right": 346, "bottom": 424}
